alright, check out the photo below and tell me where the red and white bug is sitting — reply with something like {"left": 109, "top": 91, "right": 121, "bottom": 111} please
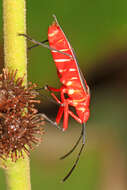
{"left": 21, "top": 15, "right": 90, "bottom": 182}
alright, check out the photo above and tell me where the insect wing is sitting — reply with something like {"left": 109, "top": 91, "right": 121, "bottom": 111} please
{"left": 48, "top": 17, "right": 88, "bottom": 93}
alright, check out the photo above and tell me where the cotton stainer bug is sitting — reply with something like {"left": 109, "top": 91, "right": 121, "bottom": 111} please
{"left": 20, "top": 15, "right": 90, "bottom": 182}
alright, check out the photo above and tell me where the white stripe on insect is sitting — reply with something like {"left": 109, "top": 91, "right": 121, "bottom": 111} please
{"left": 51, "top": 50, "right": 57, "bottom": 52}
{"left": 66, "top": 81, "right": 72, "bottom": 86}
{"left": 48, "top": 30, "right": 58, "bottom": 37}
{"left": 68, "top": 89, "right": 75, "bottom": 95}
{"left": 69, "top": 68, "right": 76, "bottom": 72}
{"left": 60, "top": 49, "right": 69, "bottom": 52}
{"left": 77, "top": 107, "right": 86, "bottom": 112}
{"left": 54, "top": 59, "right": 71, "bottom": 62}
{"left": 52, "top": 49, "right": 69, "bottom": 53}
{"left": 59, "top": 69, "right": 67, "bottom": 73}
{"left": 71, "top": 77, "right": 78, "bottom": 80}
{"left": 62, "top": 79, "right": 65, "bottom": 84}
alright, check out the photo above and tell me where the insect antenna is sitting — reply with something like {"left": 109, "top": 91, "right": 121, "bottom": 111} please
{"left": 28, "top": 39, "right": 48, "bottom": 50}
{"left": 19, "top": 34, "right": 72, "bottom": 58}
{"left": 60, "top": 126, "right": 84, "bottom": 160}
{"left": 62, "top": 123, "right": 86, "bottom": 182}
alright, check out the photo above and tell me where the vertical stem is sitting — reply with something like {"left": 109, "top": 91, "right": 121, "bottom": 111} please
{"left": 3, "top": 0, "right": 31, "bottom": 190}
{"left": 3, "top": 0, "right": 27, "bottom": 84}
{"left": 5, "top": 157, "right": 31, "bottom": 190}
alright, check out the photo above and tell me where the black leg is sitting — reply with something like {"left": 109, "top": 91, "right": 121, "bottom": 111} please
{"left": 62, "top": 123, "right": 86, "bottom": 182}
{"left": 60, "top": 126, "right": 84, "bottom": 160}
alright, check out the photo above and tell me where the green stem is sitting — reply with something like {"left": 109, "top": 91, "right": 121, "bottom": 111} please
{"left": 3, "top": 0, "right": 31, "bottom": 190}
{"left": 5, "top": 157, "right": 31, "bottom": 190}
{"left": 3, "top": 0, "right": 27, "bottom": 84}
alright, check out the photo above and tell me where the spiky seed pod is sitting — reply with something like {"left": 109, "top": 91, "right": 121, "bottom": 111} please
{"left": 0, "top": 112, "right": 44, "bottom": 161}
{"left": 0, "top": 69, "right": 40, "bottom": 113}
{"left": 0, "top": 69, "right": 44, "bottom": 161}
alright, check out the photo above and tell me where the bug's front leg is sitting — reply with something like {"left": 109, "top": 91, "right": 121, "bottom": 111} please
{"left": 44, "top": 85, "right": 60, "bottom": 92}
{"left": 44, "top": 85, "right": 65, "bottom": 127}
{"left": 43, "top": 85, "right": 62, "bottom": 105}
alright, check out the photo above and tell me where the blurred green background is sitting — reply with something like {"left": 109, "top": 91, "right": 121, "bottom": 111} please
{"left": 0, "top": 0, "right": 127, "bottom": 189}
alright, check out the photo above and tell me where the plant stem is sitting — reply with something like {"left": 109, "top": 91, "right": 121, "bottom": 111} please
{"left": 5, "top": 157, "right": 31, "bottom": 190}
{"left": 3, "top": 0, "right": 27, "bottom": 83}
{"left": 3, "top": 0, "right": 31, "bottom": 190}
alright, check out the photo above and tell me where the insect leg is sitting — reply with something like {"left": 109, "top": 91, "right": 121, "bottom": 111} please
{"left": 37, "top": 85, "right": 61, "bottom": 105}
{"left": 68, "top": 110, "right": 82, "bottom": 123}
{"left": 36, "top": 85, "right": 61, "bottom": 92}
{"left": 62, "top": 123, "right": 86, "bottom": 182}
{"left": 45, "top": 85, "right": 61, "bottom": 92}
{"left": 36, "top": 85, "right": 61, "bottom": 105}
{"left": 60, "top": 126, "right": 84, "bottom": 160}
{"left": 50, "top": 93, "right": 61, "bottom": 105}
{"left": 43, "top": 85, "right": 62, "bottom": 104}
{"left": 56, "top": 106, "right": 64, "bottom": 125}
{"left": 37, "top": 113, "right": 61, "bottom": 130}
{"left": 62, "top": 101, "right": 69, "bottom": 131}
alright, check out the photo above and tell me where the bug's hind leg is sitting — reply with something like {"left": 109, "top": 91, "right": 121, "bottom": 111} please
{"left": 60, "top": 126, "right": 84, "bottom": 160}
{"left": 62, "top": 123, "right": 86, "bottom": 182}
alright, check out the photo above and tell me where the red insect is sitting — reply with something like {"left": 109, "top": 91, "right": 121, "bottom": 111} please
{"left": 21, "top": 15, "right": 90, "bottom": 182}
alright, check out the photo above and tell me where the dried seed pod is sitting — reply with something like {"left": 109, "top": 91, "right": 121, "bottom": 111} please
{"left": 0, "top": 69, "right": 44, "bottom": 161}
{"left": 0, "top": 112, "right": 44, "bottom": 161}
{"left": 0, "top": 69, "right": 40, "bottom": 113}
